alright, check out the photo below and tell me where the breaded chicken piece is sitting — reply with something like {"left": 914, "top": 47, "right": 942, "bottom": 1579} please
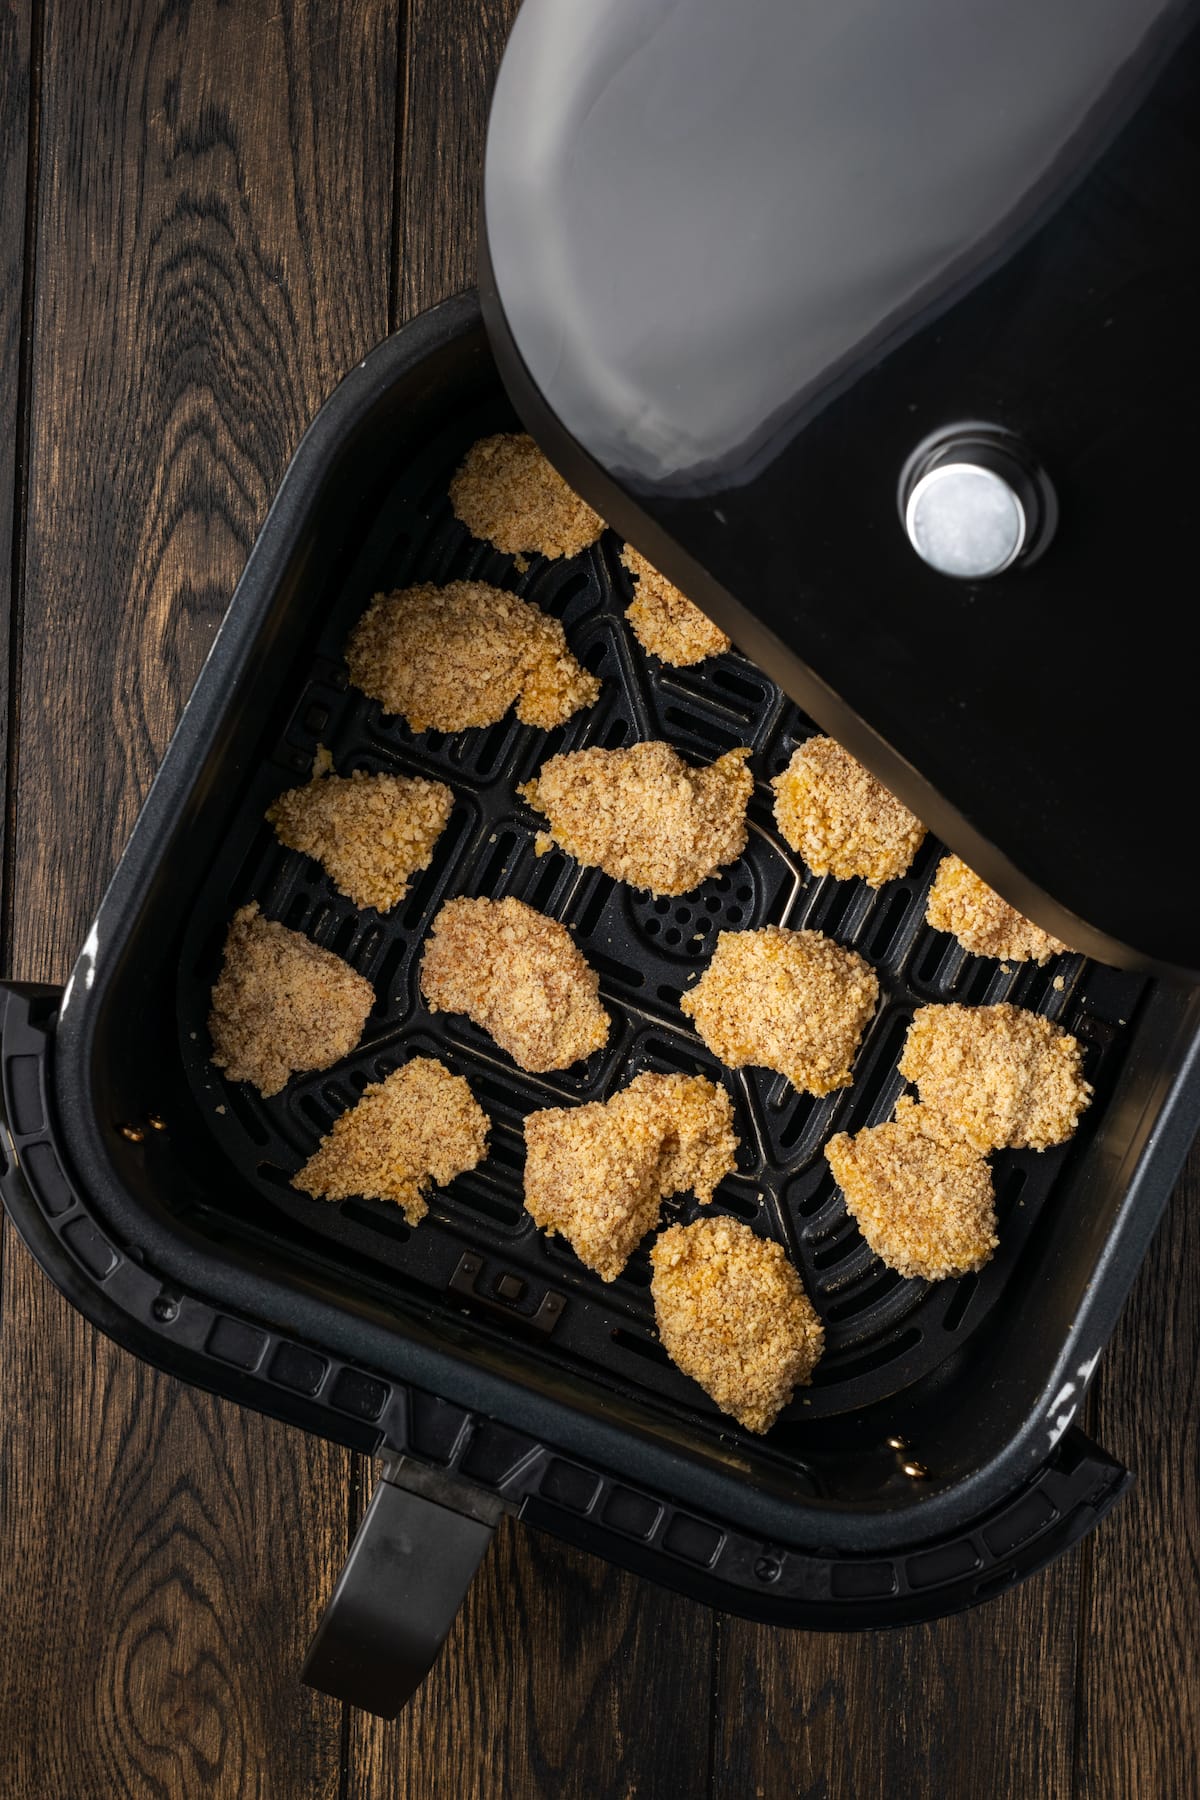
{"left": 680, "top": 927, "right": 878, "bottom": 1096}
{"left": 926, "top": 854, "right": 1069, "bottom": 964}
{"left": 652, "top": 1076, "right": 739, "bottom": 1203}
{"left": 825, "top": 1097, "right": 998, "bottom": 1280}
{"left": 519, "top": 740, "right": 753, "bottom": 896}
{"left": 524, "top": 1072, "right": 738, "bottom": 1281}
{"left": 294, "top": 1057, "right": 489, "bottom": 1226}
{"left": 345, "top": 581, "right": 600, "bottom": 733}
{"left": 650, "top": 1217, "right": 824, "bottom": 1433}
{"left": 266, "top": 766, "right": 454, "bottom": 913}
{"left": 771, "top": 736, "right": 926, "bottom": 886}
{"left": 420, "top": 895, "right": 610, "bottom": 1072}
{"left": 450, "top": 433, "right": 604, "bottom": 560}
{"left": 619, "top": 545, "right": 731, "bottom": 666}
{"left": 208, "top": 903, "right": 373, "bottom": 1098}
{"left": 899, "top": 1002, "right": 1092, "bottom": 1152}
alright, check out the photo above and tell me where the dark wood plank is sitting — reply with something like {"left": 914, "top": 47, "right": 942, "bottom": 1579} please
{"left": 1075, "top": 1145, "right": 1200, "bottom": 1799}
{"left": 394, "top": 0, "right": 520, "bottom": 320}
{"left": 11, "top": 0, "right": 398, "bottom": 969}
{"left": 362, "top": 6, "right": 715, "bottom": 1789}
{"left": 714, "top": 1568, "right": 1081, "bottom": 1800}
{"left": 0, "top": 1, "right": 397, "bottom": 1791}
{"left": 0, "top": 0, "right": 34, "bottom": 928}
{"left": 352, "top": 1511, "right": 715, "bottom": 1800}
{"left": 0, "top": 1279, "right": 352, "bottom": 1798}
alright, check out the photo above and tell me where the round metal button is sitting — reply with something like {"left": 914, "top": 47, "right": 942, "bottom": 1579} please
{"left": 904, "top": 460, "right": 1027, "bottom": 579}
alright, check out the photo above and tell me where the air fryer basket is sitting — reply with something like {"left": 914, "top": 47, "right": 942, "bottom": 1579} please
{"left": 173, "top": 372, "right": 1142, "bottom": 1434}
{"left": 3, "top": 294, "right": 1199, "bottom": 1715}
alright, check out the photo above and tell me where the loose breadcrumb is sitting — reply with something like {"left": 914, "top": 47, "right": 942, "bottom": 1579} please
{"left": 524, "top": 1072, "right": 738, "bottom": 1281}
{"left": 420, "top": 895, "right": 610, "bottom": 1072}
{"left": 899, "top": 1002, "right": 1092, "bottom": 1152}
{"left": 519, "top": 740, "right": 752, "bottom": 896}
{"left": 345, "top": 580, "right": 600, "bottom": 733}
{"left": 208, "top": 903, "right": 373, "bottom": 1098}
{"left": 266, "top": 767, "right": 454, "bottom": 912}
{"left": 680, "top": 927, "right": 878, "bottom": 1095}
{"left": 449, "top": 433, "right": 604, "bottom": 560}
{"left": 926, "top": 854, "right": 1069, "bottom": 964}
{"left": 771, "top": 737, "right": 926, "bottom": 886}
{"left": 650, "top": 1218, "right": 824, "bottom": 1433}
{"left": 620, "top": 545, "right": 731, "bottom": 666}
{"left": 826, "top": 1098, "right": 998, "bottom": 1280}
{"left": 294, "top": 1058, "right": 489, "bottom": 1226}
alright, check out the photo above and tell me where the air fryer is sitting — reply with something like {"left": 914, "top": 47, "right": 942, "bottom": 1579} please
{"left": 1, "top": 0, "right": 1198, "bottom": 1722}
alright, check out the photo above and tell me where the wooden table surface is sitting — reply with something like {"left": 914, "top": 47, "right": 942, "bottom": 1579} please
{"left": 0, "top": 5, "right": 1196, "bottom": 1796}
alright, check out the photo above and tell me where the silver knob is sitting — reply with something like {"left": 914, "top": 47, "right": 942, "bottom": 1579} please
{"left": 905, "top": 462, "right": 1026, "bottom": 579}
{"left": 899, "top": 429, "right": 1054, "bottom": 580}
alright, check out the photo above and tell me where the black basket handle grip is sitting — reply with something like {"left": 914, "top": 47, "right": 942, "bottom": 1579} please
{"left": 301, "top": 1457, "right": 504, "bottom": 1717}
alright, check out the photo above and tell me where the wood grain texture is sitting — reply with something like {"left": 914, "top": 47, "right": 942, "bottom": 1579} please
{"left": 0, "top": 0, "right": 396, "bottom": 1793}
{"left": 0, "top": 1272, "right": 351, "bottom": 1799}
{"left": 13, "top": 0, "right": 398, "bottom": 978}
{"left": 715, "top": 1566, "right": 1082, "bottom": 1800}
{"left": 1075, "top": 1145, "right": 1200, "bottom": 1800}
{"left": 351, "top": 1514, "right": 715, "bottom": 1800}
{"left": 0, "top": 0, "right": 34, "bottom": 925}
{"left": 394, "top": 0, "right": 520, "bottom": 320}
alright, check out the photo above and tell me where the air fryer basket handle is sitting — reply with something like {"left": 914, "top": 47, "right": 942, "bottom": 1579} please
{"left": 301, "top": 1457, "right": 504, "bottom": 1717}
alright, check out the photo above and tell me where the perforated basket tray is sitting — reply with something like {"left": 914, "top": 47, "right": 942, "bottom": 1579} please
{"left": 174, "top": 383, "right": 1143, "bottom": 1443}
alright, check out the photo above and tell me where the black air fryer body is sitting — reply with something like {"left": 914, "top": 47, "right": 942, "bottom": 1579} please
{"left": 482, "top": 0, "right": 1200, "bottom": 975}
{"left": 3, "top": 0, "right": 1200, "bottom": 1722}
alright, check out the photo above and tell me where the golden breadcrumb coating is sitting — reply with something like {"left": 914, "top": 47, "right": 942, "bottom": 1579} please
{"left": 293, "top": 1058, "right": 489, "bottom": 1226}
{"left": 680, "top": 927, "right": 878, "bottom": 1096}
{"left": 449, "top": 433, "right": 604, "bottom": 560}
{"left": 208, "top": 903, "right": 373, "bottom": 1098}
{"left": 653, "top": 1077, "right": 739, "bottom": 1204}
{"left": 926, "top": 854, "right": 1069, "bottom": 964}
{"left": 771, "top": 736, "right": 926, "bottom": 886}
{"left": 825, "top": 1097, "right": 998, "bottom": 1280}
{"left": 345, "top": 581, "right": 600, "bottom": 733}
{"left": 899, "top": 1002, "right": 1092, "bottom": 1152}
{"left": 266, "top": 767, "right": 454, "bottom": 913}
{"left": 519, "top": 740, "right": 752, "bottom": 896}
{"left": 650, "top": 1218, "right": 824, "bottom": 1433}
{"left": 619, "top": 545, "right": 731, "bottom": 665}
{"left": 420, "top": 895, "right": 610, "bottom": 1072}
{"left": 523, "top": 1072, "right": 738, "bottom": 1281}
